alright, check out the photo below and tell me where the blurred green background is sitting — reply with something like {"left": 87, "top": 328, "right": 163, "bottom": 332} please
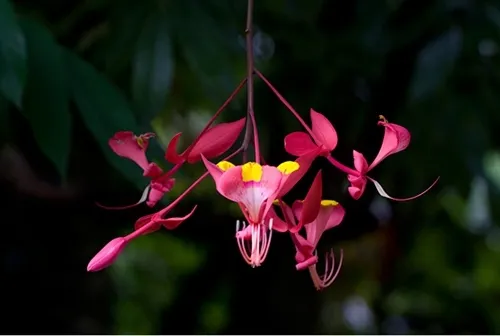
{"left": 2, "top": 0, "right": 500, "bottom": 334}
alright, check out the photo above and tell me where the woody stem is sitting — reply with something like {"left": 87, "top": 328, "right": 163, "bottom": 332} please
{"left": 245, "top": 0, "right": 260, "bottom": 164}
{"left": 126, "top": 148, "right": 242, "bottom": 240}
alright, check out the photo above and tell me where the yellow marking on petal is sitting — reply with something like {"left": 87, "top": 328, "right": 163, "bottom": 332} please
{"left": 321, "top": 200, "right": 338, "bottom": 207}
{"left": 273, "top": 199, "right": 286, "bottom": 206}
{"left": 136, "top": 136, "right": 145, "bottom": 149}
{"left": 217, "top": 161, "right": 235, "bottom": 172}
{"left": 378, "top": 115, "right": 388, "bottom": 123}
{"left": 241, "top": 162, "right": 263, "bottom": 182}
{"left": 277, "top": 161, "right": 300, "bottom": 175}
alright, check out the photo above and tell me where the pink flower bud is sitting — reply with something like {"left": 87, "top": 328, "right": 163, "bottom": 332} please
{"left": 87, "top": 237, "right": 127, "bottom": 272}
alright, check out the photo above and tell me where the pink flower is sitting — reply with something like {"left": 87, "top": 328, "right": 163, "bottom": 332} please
{"left": 347, "top": 116, "right": 439, "bottom": 201}
{"left": 268, "top": 171, "right": 345, "bottom": 290}
{"left": 202, "top": 156, "right": 304, "bottom": 267}
{"left": 103, "top": 131, "right": 175, "bottom": 209}
{"left": 284, "top": 108, "right": 338, "bottom": 157}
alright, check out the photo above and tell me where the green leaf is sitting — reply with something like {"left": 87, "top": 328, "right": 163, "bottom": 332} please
{"left": 131, "top": 11, "right": 175, "bottom": 120}
{"left": 409, "top": 27, "right": 463, "bottom": 101}
{"left": 0, "top": 0, "right": 27, "bottom": 108}
{"left": 64, "top": 48, "right": 144, "bottom": 188}
{"left": 20, "top": 19, "right": 71, "bottom": 179}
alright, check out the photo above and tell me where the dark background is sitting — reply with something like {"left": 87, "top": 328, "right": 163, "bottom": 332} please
{"left": 1, "top": 0, "right": 499, "bottom": 334}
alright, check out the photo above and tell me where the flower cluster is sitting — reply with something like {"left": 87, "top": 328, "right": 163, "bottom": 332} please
{"left": 87, "top": 71, "right": 438, "bottom": 291}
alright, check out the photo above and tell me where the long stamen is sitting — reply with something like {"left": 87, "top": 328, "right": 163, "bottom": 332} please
{"left": 307, "top": 249, "right": 343, "bottom": 290}
{"left": 321, "top": 249, "right": 343, "bottom": 288}
{"left": 235, "top": 219, "right": 274, "bottom": 267}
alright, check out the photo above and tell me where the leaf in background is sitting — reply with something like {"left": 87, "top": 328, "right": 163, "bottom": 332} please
{"left": 409, "top": 27, "right": 463, "bottom": 101}
{"left": 171, "top": 1, "right": 243, "bottom": 100}
{"left": 131, "top": 11, "right": 175, "bottom": 121}
{"left": 0, "top": 0, "right": 27, "bottom": 108}
{"left": 64, "top": 48, "right": 144, "bottom": 188}
{"left": 20, "top": 19, "right": 71, "bottom": 179}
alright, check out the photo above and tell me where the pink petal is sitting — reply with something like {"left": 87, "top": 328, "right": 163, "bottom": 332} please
{"left": 277, "top": 148, "right": 321, "bottom": 198}
{"left": 310, "top": 109, "right": 338, "bottom": 152}
{"left": 186, "top": 118, "right": 246, "bottom": 163}
{"left": 218, "top": 165, "right": 282, "bottom": 223}
{"left": 96, "top": 185, "right": 150, "bottom": 210}
{"left": 155, "top": 205, "right": 197, "bottom": 230}
{"left": 108, "top": 131, "right": 150, "bottom": 170}
{"left": 369, "top": 176, "right": 440, "bottom": 201}
{"left": 347, "top": 175, "right": 367, "bottom": 200}
{"left": 306, "top": 202, "right": 345, "bottom": 248}
{"left": 134, "top": 213, "right": 161, "bottom": 235}
{"left": 292, "top": 233, "right": 316, "bottom": 269}
{"left": 143, "top": 162, "right": 164, "bottom": 178}
{"left": 165, "top": 132, "right": 185, "bottom": 164}
{"left": 368, "top": 118, "right": 411, "bottom": 170}
{"left": 284, "top": 132, "right": 318, "bottom": 157}
{"left": 353, "top": 150, "right": 369, "bottom": 174}
{"left": 289, "top": 170, "right": 323, "bottom": 234}
{"left": 87, "top": 237, "right": 127, "bottom": 272}
{"left": 201, "top": 155, "right": 224, "bottom": 185}
{"left": 146, "top": 179, "right": 175, "bottom": 207}
{"left": 266, "top": 204, "right": 290, "bottom": 232}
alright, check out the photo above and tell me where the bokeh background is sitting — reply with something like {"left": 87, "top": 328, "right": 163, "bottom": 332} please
{"left": 2, "top": 0, "right": 500, "bottom": 334}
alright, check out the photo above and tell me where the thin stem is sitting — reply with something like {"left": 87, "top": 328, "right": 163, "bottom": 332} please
{"left": 245, "top": 0, "right": 260, "bottom": 164}
{"left": 255, "top": 69, "right": 361, "bottom": 177}
{"left": 126, "top": 148, "right": 242, "bottom": 240}
{"left": 326, "top": 154, "right": 360, "bottom": 177}
{"left": 185, "top": 77, "right": 247, "bottom": 157}
{"left": 254, "top": 69, "right": 317, "bottom": 143}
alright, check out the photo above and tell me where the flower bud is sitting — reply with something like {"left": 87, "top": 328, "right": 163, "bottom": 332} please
{"left": 87, "top": 237, "right": 127, "bottom": 272}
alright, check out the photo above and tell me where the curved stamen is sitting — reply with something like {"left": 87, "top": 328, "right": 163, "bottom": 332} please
{"left": 235, "top": 218, "right": 274, "bottom": 267}
{"left": 307, "top": 248, "right": 344, "bottom": 290}
{"left": 321, "top": 248, "right": 343, "bottom": 288}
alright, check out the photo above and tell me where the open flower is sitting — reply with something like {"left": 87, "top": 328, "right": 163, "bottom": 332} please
{"left": 202, "top": 156, "right": 302, "bottom": 267}
{"left": 103, "top": 131, "right": 175, "bottom": 209}
{"left": 347, "top": 116, "right": 439, "bottom": 200}
{"left": 268, "top": 171, "right": 345, "bottom": 290}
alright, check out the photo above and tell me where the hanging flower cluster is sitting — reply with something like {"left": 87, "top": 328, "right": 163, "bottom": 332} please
{"left": 87, "top": 69, "right": 439, "bottom": 290}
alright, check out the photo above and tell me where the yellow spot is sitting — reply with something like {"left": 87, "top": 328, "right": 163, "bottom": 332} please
{"left": 136, "top": 136, "right": 145, "bottom": 149}
{"left": 277, "top": 161, "right": 300, "bottom": 175}
{"left": 273, "top": 199, "right": 286, "bottom": 206}
{"left": 321, "top": 200, "right": 338, "bottom": 207}
{"left": 217, "top": 161, "right": 235, "bottom": 172}
{"left": 378, "top": 115, "right": 388, "bottom": 123}
{"left": 241, "top": 162, "right": 263, "bottom": 182}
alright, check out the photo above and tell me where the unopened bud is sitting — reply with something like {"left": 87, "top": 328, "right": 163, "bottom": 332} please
{"left": 87, "top": 237, "right": 127, "bottom": 272}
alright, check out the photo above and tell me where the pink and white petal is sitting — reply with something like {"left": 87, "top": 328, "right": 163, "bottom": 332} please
{"left": 96, "top": 185, "right": 150, "bottom": 210}
{"left": 310, "top": 109, "right": 338, "bottom": 151}
{"left": 368, "top": 122, "right": 411, "bottom": 170}
{"left": 369, "top": 176, "right": 440, "bottom": 201}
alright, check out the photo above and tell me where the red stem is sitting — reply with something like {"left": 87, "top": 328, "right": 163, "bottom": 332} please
{"left": 126, "top": 148, "right": 243, "bottom": 240}
{"left": 255, "top": 69, "right": 360, "bottom": 177}
{"left": 184, "top": 77, "right": 247, "bottom": 157}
